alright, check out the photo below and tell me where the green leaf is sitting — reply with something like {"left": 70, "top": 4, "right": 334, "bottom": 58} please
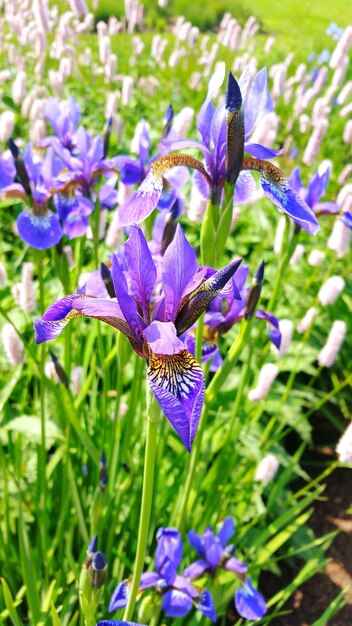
{"left": 311, "top": 587, "right": 349, "bottom": 625}
{"left": 0, "top": 578, "right": 24, "bottom": 626}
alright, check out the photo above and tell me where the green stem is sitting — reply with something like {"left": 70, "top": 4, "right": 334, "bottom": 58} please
{"left": 35, "top": 249, "right": 48, "bottom": 587}
{"left": 267, "top": 216, "right": 295, "bottom": 311}
{"left": 122, "top": 386, "right": 159, "bottom": 622}
{"left": 206, "top": 318, "right": 251, "bottom": 402}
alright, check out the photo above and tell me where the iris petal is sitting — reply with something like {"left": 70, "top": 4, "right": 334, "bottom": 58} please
{"left": 194, "top": 589, "right": 217, "bottom": 623}
{"left": 235, "top": 578, "right": 267, "bottom": 621}
{"left": 17, "top": 210, "right": 63, "bottom": 249}
{"left": 147, "top": 349, "right": 205, "bottom": 452}
{"left": 162, "top": 589, "right": 193, "bottom": 618}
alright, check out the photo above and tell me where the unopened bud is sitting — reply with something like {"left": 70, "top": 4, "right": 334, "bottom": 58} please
{"left": 2, "top": 323, "right": 24, "bottom": 365}
{"left": 318, "top": 275, "right": 345, "bottom": 305}
{"left": 318, "top": 320, "right": 346, "bottom": 367}
{"left": 297, "top": 307, "right": 318, "bottom": 334}
{"left": 254, "top": 453, "right": 279, "bottom": 484}
{"left": 308, "top": 249, "right": 325, "bottom": 266}
{"left": 244, "top": 261, "right": 264, "bottom": 320}
{"left": 248, "top": 363, "right": 278, "bottom": 401}
{"left": 336, "top": 422, "right": 352, "bottom": 463}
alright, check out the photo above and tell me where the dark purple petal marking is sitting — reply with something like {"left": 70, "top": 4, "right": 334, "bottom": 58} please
{"left": 194, "top": 589, "right": 217, "bottom": 623}
{"left": 124, "top": 226, "right": 157, "bottom": 320}
{"left": 147, "top": 349, "right": 205, "bottom": 452}
{"left": 17, "top": 210, "right": 63, "bottom": 249}
{"left": 234, "top": 578, "right": 267, "bottom": 621}
{"left": 175, "top": 258, "right": 242, "bottom": 336}
{"left": 162, "top": 589, "right": 193, "bottom": 618}
{"left": 242, "top": 157, "right": 320, "bottom": 235}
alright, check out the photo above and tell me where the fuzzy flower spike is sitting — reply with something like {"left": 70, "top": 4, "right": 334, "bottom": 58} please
{"left": 117, "top": 67, "right": 320, "bottom": 236}
{"left": 34, "top": 225, "right": 242, "bottom": 451}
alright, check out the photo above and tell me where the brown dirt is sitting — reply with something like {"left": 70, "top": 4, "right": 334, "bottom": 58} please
{"left": 261, "top": 459, "right": 352, "bottom": 625}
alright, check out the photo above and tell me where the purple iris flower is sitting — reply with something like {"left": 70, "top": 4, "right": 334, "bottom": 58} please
{"left": 288, "top": 163, "right": 339, "bottom": 216}
{"left": 0, "top": 155, "right": 16, "bottom": 187}
{"left": 183, "top": 518, "right": 267, "bottom": 622}
{"left": 97, "top": 622, "right": 145, "bottom": 626}
{"left": 185, "top": 264, "right": 281, "bottom": 370}
{"left": 34, "top": 224, "right": 242, "bottom": 451}
{"left": 39, "top": 96, "right": 81, "bottom": 151}
{"left": 109, "top": 528, "right": 216, "bottom": 621}
{"left": 0, "top": 143, "right": 64, "bottom": 249}
{"left": 340, "top": 212, "right": 352, "bottom": 229}
{"left": 117, "top": 67, "right": 319, "bottom": 236}
{"left": 114, "top": 117, "right": 189, "bottom": 219}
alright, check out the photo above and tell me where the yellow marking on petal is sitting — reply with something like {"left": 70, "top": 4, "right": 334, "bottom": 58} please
{"left": 242, "top": 157, "right": 286, "bottom": 183}
{"left": 148, "top": 349, "right": 202, "bottom": 398}
{"left": 151, "top": 153, "right": 213, "bottom": 185}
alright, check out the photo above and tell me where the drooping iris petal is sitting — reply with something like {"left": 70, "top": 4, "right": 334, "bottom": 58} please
{"left": 162, "top": 589, "right": 193, "bottom": 618}
{"left": 17, "top": 210, "right": 63, "bottom": 249}
{"left": 34, "top": 295, "right": 141, "bottom": 352}
{"left": 162, "top": 223, "right": 198, "bottom": 322}
{"left": 224, "top": 556, "right": 248, "bottom": 575}
{"left": 117, "top": 154, "right": 211, "bottom": 227}
{"left": 194, "top": 589, "right": 217, "bottom": 623}
{"left": 182, "top": 559, "right": 208, "bottom": 580}
{"left": 156, "top": 528, "right": 183, "bottom": 570}
{"left": 175, "top": 258, "right": 242, "bottom": 335}
{"left": 147, "top": 349, "right": 205, "bottom": 452}
{"left": 124, "top": 226, "right": 157, "bottom": 319}
{"left": 242, "top": 157, "right": 320, "bottom": 235}
{"left": 184, "top": 331, "right": 219, "bottom": 365}
{"left": 159, "top": 559, "right": 178, "bottom": 586}
{"left": 235, "top": 578, "right": 267, "bottom": 621}
{"left": 139, "top": 572, "right": 160, "bottom": 590}
{"left": 109, "top": 581, "right": 130, "bottom": 612}
{"left": 218, "top": 517, "right": 235, "bottom": 547}
{"left": 144, "top": 321, "right": 184, "bottom": 355}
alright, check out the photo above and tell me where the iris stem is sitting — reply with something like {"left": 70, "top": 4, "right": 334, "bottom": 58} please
{"left": 267, "top": 216, "right": 296, "bottom": 312}
{"left": 35, "top": 249, "right": 48, "bottom": 587}
{"left": 122, "top": 385, "right": 159, "bottom": 622}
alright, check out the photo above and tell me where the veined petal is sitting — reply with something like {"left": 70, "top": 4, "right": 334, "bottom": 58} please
{"left": 97, "top": 621, "right": 144, "bottom": 626}
{"left": 235, "top": 578, "right": 267, "bottom": 621}
{"left": 124, "top": 226, "right": 156, "bottom": 319}
{"left": 194, "top": 589, "right": 217, "bottom": 623}
{"left": 234, "top": 171, "right": 258, "bottom": 204}
{"left": 118, "top": 154, "right": 211, "bottom": 227}
{"left": 243, "top": 68, "right": 273, "bottom": 140}
{"left": 111, "top": 254, "right": 146, "bottom": 340}
{"left": 162, "top": 589, "right": 193, "bottom": 618}
{"left": 162, "top": 224, "right": 199, "bottom": 322}
{"left": 156, "top": 528, "right": 183, "bottom": 570}
{"left": 242, "top": 157, "right": 320, "bottom": 235}
{"left": 175, "top": 258, "right": 242, "bottom": 335}
{"left": 340, "top": 212, "right": 352, "bottom": 229}
{"left": 183, "top": 560, "right": 208, "bottom": 580}
{"left": 114, "top": 155, "right": 144, "bottom": 185}
{"left": 17, "top": 210, "right": 63, "bottom": 250}
{"left": 288, "top": 166, "right": 304, "bottom": 195}
{"left": 147, "top": 349, "right": 205, "bottom": 452}
{"left": 218, "top": 517, "right": 235, "bottom": 547}
{"left": 109, "top": 581, "right": 130, "bottom": 612}
{"left": 144, "top": 321, "right": 184, "bottom": 355}
{"left": 34, "top": 294, "right": 141, "bottom": 351}
{"left": 256, "top": 309, "right": 282, "bottom": 349}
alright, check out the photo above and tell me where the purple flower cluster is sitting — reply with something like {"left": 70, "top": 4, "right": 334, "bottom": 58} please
{"left": 108, "top": 521, "right": 266, "bottom": 622}
{"left": 0, "top": 98, "right": 117, "bottom": 249}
